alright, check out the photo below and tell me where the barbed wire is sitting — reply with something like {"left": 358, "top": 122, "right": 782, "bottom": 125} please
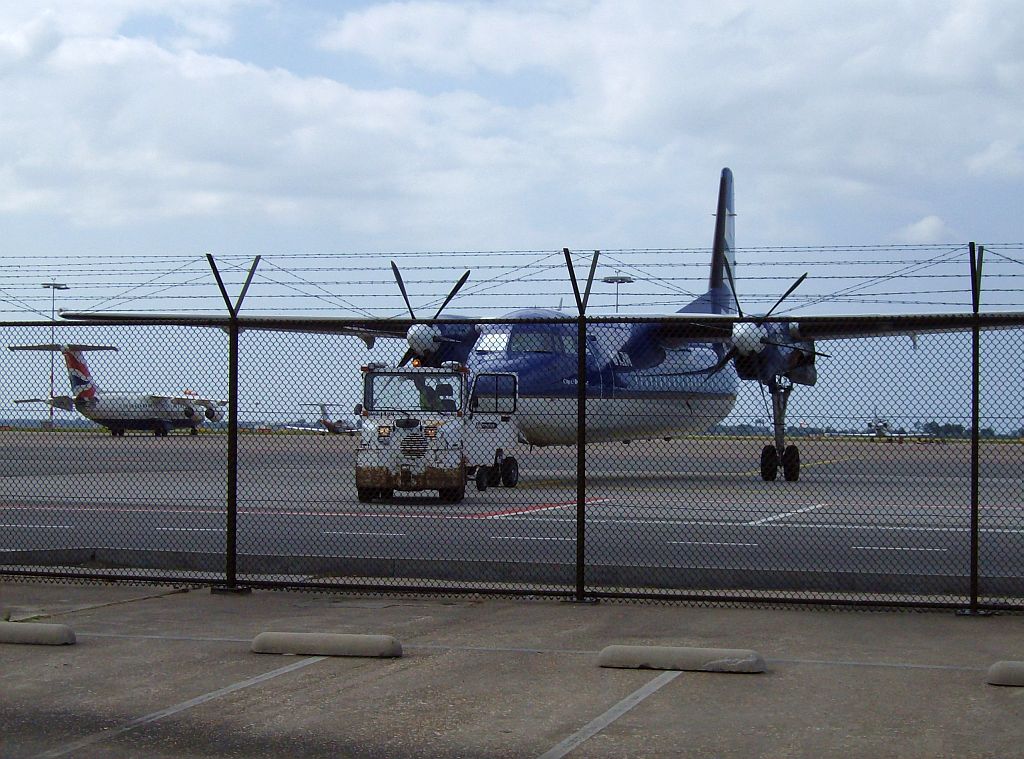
{"left": 0, "top": 242, "right": 1020, "bottom": 318}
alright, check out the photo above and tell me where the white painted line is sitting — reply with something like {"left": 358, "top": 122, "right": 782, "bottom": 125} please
{"left": 154, "top": 527, "right": 225, "bottom": 532}
{"left": 36, "top": 656, "right": 325, "bottom": 758}
{"left": 0, "top": 524, "right": 73, "bottom": 529}
{"left": 853, "top": 546, "right": 948, "bottom": 552}
{"left": 323, "top": 531, "right": 406, "bottom": 537}
{"left": 536, "top": 670, "right": 681, "bottom": 759}
{"left": 747, "top": 503, "right": 825, "bottom": 525}
{"left": 491, "top": 536, "right": 576, "bottom": 542}
{"left": 668, "top": 541, "right": 758, "bottom": 547}
{"left": 510, "top": 516, "right": 1024, "bottom": 535}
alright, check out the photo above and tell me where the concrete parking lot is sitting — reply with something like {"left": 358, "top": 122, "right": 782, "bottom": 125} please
{"left": 2, "top": 579, "right": 1023, "bottom": 758}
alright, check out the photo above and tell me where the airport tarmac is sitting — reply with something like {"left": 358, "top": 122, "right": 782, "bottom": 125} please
{"left": 2, "top": 431, "right": 1023, "bottom": 602}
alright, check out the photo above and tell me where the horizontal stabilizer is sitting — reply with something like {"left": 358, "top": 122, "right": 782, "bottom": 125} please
{"left": 7, "top": 344, "right": 118, "bottom": 352}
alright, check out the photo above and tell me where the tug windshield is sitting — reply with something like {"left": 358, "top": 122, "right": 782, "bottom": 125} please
{"left": 364, "top": 372, "right": 463, "bottom": 414}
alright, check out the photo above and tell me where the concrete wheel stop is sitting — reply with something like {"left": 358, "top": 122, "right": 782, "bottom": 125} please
{"left": 598, "top": 644, "right": 765, "bottom": 673}
{"left": 252, "top": 632, "right": 402, "bottom": 658}
{"left": 0, "top": 620, "right": 76, "bottom": 646}
{"left": 986, "top": 660, "right": 1024, "bottom": 686}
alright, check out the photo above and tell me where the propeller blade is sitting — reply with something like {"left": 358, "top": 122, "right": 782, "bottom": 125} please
{"left": 398, "top": 348, "right": 416, "bottom": 366}
{"left": 431, "top": 269, "right": 471, "bottom": 320}
{"left": 390, "top": 260, "right": 417, "bottom": 319}
{"left": 722, "top": 258, "right": 743, "bottom": 318}
{"left": 762, "top": 272, "right": 807, "bottom": 320}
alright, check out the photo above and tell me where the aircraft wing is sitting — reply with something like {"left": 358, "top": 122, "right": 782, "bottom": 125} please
{"left": 646, "top": 311, "right": 1024, "bottom": 343}
{"left": 58, "top": 312, "right": 412, "bottom": 349}
{"left": 785, "top": 312, "right": 1024, "bottom": 341}
{"left": 14, "top": 396, "right": 75, "bottom": 411}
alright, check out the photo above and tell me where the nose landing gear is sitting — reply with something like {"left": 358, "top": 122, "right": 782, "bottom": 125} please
{"left": 761, "top": 378, "right": 800, "bottom": 482}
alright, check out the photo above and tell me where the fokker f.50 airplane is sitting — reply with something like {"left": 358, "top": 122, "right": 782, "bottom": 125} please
{"left": 8, "top": 344, "right": 227, "bottom": 437}
{"left": 58, "top": 169, "right": 1024, "bottom": 479}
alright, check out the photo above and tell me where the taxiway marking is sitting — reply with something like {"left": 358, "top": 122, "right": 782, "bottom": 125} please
{"left": 747, "top": 503, "right": 825, "bottom": 525}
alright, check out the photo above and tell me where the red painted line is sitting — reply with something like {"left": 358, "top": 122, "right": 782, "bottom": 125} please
{"left": 0, "top": 498, "right": 611, "bottom": 521}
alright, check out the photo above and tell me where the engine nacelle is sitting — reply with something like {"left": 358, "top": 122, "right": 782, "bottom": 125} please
{"left": 205, "top": 405, "right": 224, "bottom": 422}
{"left": 407, "top": 323, "right": 442, "bottom": 357}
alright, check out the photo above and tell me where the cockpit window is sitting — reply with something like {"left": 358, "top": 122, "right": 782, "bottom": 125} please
{"left": 475, "top": 332, "right": 509, "bottom": 353}
{"left": 507, "top": 331, "right": 557, "bottom": 353}
{"left": 476, "top": 330, "right": 559, "bottom": 353}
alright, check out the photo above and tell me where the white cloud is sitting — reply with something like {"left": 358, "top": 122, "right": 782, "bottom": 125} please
{"left": 894, "top": 215, "right": 954, "bottom": 244}
{"left": 967, "top": 139, "right": 1024, "bottom": 178}
{"left": 0, "top": 1, "right": 1021, "bottom": 253}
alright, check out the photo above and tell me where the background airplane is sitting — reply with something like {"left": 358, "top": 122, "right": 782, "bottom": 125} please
{"left": 57, "top": 169, "right": 1024, "bottom": 478}
{"left": 287, "top": 403, "right": 362, "bottom": 435}
{"left": 8, "top": 344, "right": 227, "bottom": 437}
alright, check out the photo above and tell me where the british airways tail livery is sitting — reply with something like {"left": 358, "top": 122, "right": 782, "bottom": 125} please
{"left": 9, "top": 344, "right": 227, "bottom": 437}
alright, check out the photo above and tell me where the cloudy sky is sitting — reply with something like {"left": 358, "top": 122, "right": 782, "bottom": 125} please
{"left": 1, "top": 0, "right": 1021, "bottom": 262}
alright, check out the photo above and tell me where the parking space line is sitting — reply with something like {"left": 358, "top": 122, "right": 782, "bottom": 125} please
{"left": 853, "top": 545, "right": 948, "bottom": 552}
{"left": 36, "top": 656, "right": 326, "bottom": 758}
{"left": 668, "top": 540, "right": 758, "bottom": 547}
{"left": 536, "top": 670, "right": 681, "bottom": 759}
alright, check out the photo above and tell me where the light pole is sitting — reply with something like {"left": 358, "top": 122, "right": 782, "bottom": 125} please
{"left": 601, "top": 273, "right": 634, "bottom": 313}
{"left": 42, "top": 282, "right": 69, "bottom": 429}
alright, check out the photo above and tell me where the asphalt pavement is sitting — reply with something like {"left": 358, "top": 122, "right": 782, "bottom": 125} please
{"left": 2, "top": 579, "right": 1023, "bottom": 758}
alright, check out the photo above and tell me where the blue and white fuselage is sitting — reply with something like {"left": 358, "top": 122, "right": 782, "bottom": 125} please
{"left": 465, "top": 310, "right": 738, "bottom": 446}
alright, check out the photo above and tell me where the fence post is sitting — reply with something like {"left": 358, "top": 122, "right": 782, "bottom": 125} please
{"left": 958, "top": 242, "right": 987, "bottom": 615}
{"left": 564, "top": 249, "right": 600, "bottom": 602}
{"left": 208, "top": 255, "right": 260, "bottom": 595}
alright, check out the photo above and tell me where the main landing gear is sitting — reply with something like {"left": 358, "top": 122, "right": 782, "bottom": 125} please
{"left": 760, "top": 378, "right": 800, "bottom": 482}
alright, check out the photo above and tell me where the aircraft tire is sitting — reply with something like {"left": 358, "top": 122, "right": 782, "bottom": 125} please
{"left": 475, "top": 466, "right": 489, "bottom": 492}
{"left": 357, "top": 488, "right": 374, "bottom": 503}
{"left": 760, "top": 445, "right": 778, "bottom": 481}
{"left": 782, "top": 445, "right": 800, "bottom": 482}
{"left": 488, "top": 464, "right": 501, "bottom": 487}
{"left": 189, "top": 427, "right": 199, "bottom": 436}
{"left": 500, "top": 457, "right": 519, "bottom": 488}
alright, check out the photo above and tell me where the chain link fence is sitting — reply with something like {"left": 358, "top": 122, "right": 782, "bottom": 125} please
{"left": 2, "top": 317, "right": 1023, "bottom": 609}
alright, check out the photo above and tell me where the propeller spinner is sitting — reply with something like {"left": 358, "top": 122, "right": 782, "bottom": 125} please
{"left": 390, "top": 261, "right": 471, "bottom": 365}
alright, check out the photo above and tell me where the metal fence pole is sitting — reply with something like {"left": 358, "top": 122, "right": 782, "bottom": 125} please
{"left": 208, "top": 255, "right": 260, "bottom": 595}
{"left": 967, "top": 242, "right": 984, "bottom": 613}
{"left": 564, "top": 249, "right": 599, "bottom": 601}
{"left": 576, "top": 313, "right": 586, "bottom": 599}
{"left": 225, "top": 321, "right": 240, "bottom": 588}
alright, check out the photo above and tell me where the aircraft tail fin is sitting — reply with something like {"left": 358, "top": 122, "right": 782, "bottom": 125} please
{"left": 7, "top": 344, "right": 117, "bottom": 401}
{"left": 708, "top": 167, "right": 736, "bottom": 310}
{"left": 679, "top": 167, "right": 736, "bottom": 316}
